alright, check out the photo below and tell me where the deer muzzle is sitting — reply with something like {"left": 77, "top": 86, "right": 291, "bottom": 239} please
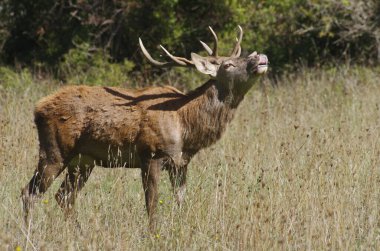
{"left": 248, "top": 53, "right": 269, "bottom": 74}
{"left": 257, "top": 54, "right": 268, "bottom": 74}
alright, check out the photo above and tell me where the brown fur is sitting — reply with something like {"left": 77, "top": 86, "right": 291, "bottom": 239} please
{"left": 21, "top": 52, "right": 267, "bottom": 231}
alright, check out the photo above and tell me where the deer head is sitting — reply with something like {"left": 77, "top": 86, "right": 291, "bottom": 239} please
{"left": 139, "top": 26, "right": 268, "bottom": 104}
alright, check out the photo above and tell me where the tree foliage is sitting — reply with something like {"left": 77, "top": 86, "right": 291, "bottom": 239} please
{"left": 0, "top": 0, "right": 379, "bottom": 75}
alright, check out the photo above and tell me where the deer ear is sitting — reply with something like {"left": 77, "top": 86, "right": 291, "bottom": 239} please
{"left": 191, "top": 53, "right": 218, "bottom": 77}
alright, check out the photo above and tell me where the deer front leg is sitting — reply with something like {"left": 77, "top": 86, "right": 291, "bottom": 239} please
{"left": 169, "top": 165, "right": 187, "bottom": 206}
{"left": 141, "top": 157, "right": 161, "bottom": 232}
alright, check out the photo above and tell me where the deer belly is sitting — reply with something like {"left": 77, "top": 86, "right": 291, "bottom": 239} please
{"left": 75, "top": 143, "right": 141, "bottom": 168}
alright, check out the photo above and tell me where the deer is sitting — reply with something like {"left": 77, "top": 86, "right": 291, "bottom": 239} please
{"left": 21, "top": 26, "right": 268, "bottom": 231}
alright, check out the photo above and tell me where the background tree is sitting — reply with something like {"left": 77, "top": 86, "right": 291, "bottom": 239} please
{"left": 0, "top": 0, "right": 379, "bottom": 77}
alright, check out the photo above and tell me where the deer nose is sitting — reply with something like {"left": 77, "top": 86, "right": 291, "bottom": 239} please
{"left": 248, "top": 52, "right": 268, "bottom": 65}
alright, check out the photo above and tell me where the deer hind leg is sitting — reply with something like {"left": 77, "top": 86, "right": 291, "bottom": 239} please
{"left": 168, "top": 165, "right": 188, "bottom": 206}
{"left": 21, "top": 148, "right": 66, "bottom": 223}
{"left": 21, "top": 115, "right": 73, "bottom": 223}
{"left": 55, "top": 156, "right": 94, "bottom": 217}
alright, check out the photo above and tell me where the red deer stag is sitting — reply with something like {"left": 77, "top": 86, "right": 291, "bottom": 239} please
{"left": 21, "top": 26, "right": 268, "bottom": 230}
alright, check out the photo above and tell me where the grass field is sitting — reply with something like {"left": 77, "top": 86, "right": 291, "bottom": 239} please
{"left": 1, "top": 66, "right": 380, "bottom": 250}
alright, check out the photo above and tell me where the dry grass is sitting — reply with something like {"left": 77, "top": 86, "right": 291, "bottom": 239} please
{"left": 1, "top": 66, "right": 380, "bottom": 250}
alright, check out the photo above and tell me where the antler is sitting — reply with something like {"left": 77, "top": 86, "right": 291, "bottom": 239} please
{"left": 139, "top": 25, "right": 244, "bottom": 68}
{"left": 199, "top": 25, "right": 243, "bottom": 58}
{"left": 230, "top": 25, "right": 243, "bottom": 57}
{"left": 199, "top": 26, "right": 219, "bottom": 56}
{"left": 139, "top": 38, "right": 194, "bottom": 67}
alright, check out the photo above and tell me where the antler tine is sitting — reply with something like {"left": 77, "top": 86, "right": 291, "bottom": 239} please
{"left": 208, "top": 26, "right": 218, "bottom": 56}
{"left": 139, "top": 38, "right": 194, "bottom": 67}
{"left": 139, "top": 38, "right": 167, "bottom": 66}
{"left": 159, "top": 45, "right": 187, "bottom": 66}
{"left": 236, "top": 41, "right": 242, "bottom": 57}
{"left": 231, "top": 37, "right": 242, "bottom": 57}
{"left": 230, "top": 25, "right": 243, "bottom": 57}
{"left": 199, "top": 40, "right": 213, "bottom": 55}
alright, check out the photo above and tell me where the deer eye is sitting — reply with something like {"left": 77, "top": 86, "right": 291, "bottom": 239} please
{"left": 223, "top": 63, "right": 235, "bottom": 69}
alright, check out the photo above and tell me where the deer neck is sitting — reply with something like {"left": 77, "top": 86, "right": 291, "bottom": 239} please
{"left": 179, "top": 79, "right": 242, "bottom": 152}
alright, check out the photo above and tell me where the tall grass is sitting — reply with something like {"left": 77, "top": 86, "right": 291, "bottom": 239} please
{"left": 1, "top": 66, "right": 380, "bottom": 250}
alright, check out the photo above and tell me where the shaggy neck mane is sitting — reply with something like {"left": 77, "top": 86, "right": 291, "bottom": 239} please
{"left": 179, "top": 79, "right": 241, "bottom": 153}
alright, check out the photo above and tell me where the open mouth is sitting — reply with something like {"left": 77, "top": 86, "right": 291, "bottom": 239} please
{"left": 257, "top": 55, "right": 269, "bottom": 74}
